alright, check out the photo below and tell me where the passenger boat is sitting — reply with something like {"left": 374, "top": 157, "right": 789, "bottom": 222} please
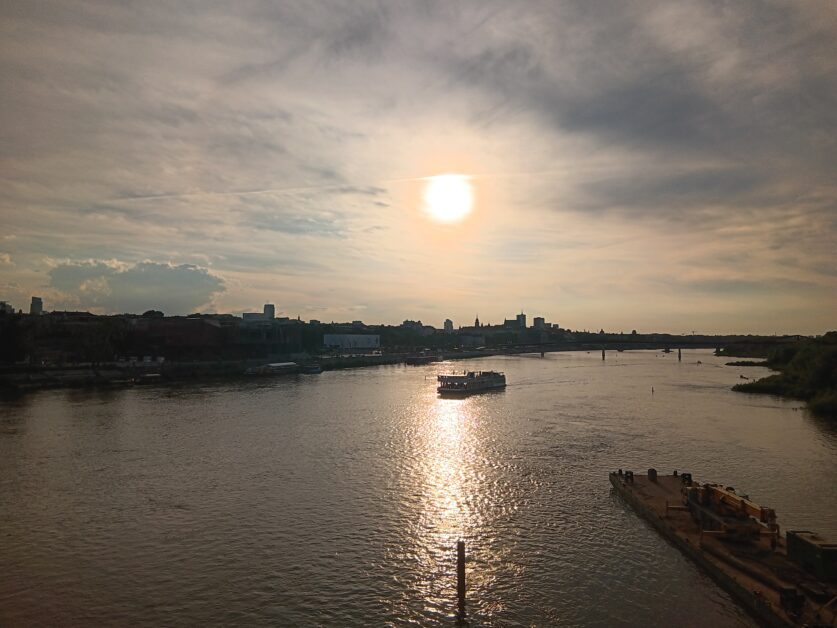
{"left": 610, "top": 469, "right": 836, "bottom": 627}
{"left": 437, "top": 371, "right": 506, "bottom": 395}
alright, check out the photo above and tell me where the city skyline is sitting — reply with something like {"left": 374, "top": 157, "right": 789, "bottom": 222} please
{"left": 2, "top": 2, "right": 836, "bottom": 335}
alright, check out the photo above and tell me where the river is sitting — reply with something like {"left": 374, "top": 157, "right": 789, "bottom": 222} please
{"left": 1, "top": 349, "right": 835, "bottom": 626}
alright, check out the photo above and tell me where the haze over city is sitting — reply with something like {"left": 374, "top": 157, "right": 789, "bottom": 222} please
{"left": 1, "top": 1, "right": 835, "bottom": 334}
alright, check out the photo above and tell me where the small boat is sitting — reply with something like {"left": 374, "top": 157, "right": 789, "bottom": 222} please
{"left": 134, "top": 373, "right": 162, "bottom": 384}
{"left": 301, "top": 364, "right": 322, "bottom": 374}
{"left": 437, "top": 371, "right": 506, "bottom": 396}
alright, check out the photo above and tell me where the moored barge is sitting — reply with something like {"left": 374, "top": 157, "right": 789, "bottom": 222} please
{"left": 610, "top": 469, "right": 836, "bottom": 627}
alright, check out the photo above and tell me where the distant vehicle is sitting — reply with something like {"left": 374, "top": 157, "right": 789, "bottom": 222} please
{"left": 437, "top": 371, "right": 506, "bottom": 396}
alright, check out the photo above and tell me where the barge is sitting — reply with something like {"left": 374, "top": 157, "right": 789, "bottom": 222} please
{"left": 610, "top": 469, "right": 836, "bottom": 627}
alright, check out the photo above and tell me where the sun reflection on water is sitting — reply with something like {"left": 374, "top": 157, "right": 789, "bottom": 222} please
{"left": 402, "top": 393, "right": 486, "bottom": 619}
{"left": 422, "top": 397, "right": 472, "bottom": 538}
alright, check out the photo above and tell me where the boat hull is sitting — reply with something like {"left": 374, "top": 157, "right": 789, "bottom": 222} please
{"left": 437, "top": 383, "right": 506, "bottom": 396}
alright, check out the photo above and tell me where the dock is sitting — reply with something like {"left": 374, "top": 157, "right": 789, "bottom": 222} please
{"left": 610, "top": 470, "right": 836, "bottom": 627}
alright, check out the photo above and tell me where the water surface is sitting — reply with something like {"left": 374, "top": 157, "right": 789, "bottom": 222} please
{"left": 2, "top": 350, "right": 835, "bottom": 626}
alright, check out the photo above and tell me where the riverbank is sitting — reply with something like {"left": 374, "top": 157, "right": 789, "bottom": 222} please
{"left": 731, "top": 332, "right": 837, "bottom": 419}
{"left": 0, "top": 349, "right": 499, "bottom": 392}
{"left": 0, "top": 344, "right": 679, "bottom": 393}
{"left": 725, "top": 360, "right": 769, "bottom": 367}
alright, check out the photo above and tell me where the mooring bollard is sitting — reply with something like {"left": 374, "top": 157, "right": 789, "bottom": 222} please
{"left": 457, "top": 540, "right": 466, "bottom": 620}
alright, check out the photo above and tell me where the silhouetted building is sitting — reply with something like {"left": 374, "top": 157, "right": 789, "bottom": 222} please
{"left": 460, "top": 334, "right": 485, "bottom": 347}
{"left": 242, "top": 304, "right": 276, "bottom": 322}
{"left": 533, "top": 317, "right": 545, "bottom": 330}
{"left": 444, "top": 319, "right": 454, "bottom": 333}
{"left": 30, "top": 296, "right": 43, "bottom": 316}
{"left": 516, "top": 312, "right": 526, "bottom": 328}
{"left": 323, "top": 334, "right": 380, "bottom": 350}
{"left": 0, "top": 301, "right": 14, "bottom": 314}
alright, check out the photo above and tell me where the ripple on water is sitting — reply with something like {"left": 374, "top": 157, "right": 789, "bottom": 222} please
{"left": 1, "top": 351, "right": 834, "bottom": 626}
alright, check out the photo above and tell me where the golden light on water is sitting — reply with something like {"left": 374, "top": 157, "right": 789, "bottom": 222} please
{"left": 407, "top": 394, "right": 476, "bottom": 613}
{"left": 422, "top": 174, "right": 474, "bottom": 223}
{"left": 426, "top": 397, "right": 470, "bottom": 534}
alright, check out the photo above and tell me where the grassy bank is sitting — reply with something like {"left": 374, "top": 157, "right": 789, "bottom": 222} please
{"left": 731, "top": 332, "right": 837, "bottom": 419}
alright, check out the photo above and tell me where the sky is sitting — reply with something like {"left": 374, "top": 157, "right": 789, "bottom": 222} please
{"left": 1, "top": 1, "right": 835, "bottom": 334}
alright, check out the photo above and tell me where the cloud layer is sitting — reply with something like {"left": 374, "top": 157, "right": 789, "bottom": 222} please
{"left": 1, "top": 1, "right": 835, "bottom": 331}
{"left": 46, "top": 261, "right": 224, "bottom": 315}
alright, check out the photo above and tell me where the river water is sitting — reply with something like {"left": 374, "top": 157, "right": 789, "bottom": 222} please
{"left": 1, "top": 350, "right": 835, "bottom": 626}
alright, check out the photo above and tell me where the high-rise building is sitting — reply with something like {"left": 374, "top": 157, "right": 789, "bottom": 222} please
{"left": 263, "top": 303, "right": 275, "bottom": 319}
{"left": 533, "top": 317, "right": 545, "bottom": 330}
{"left": 444, "top": 319, "right": 454, "bottom": 333}
{"left": 30, "top": 296, "right": 43, "bottom": 316}
{"left": 0, "top": 301, "right": 14, "bottom": 314}
{"left": 516, "top": 312, "right": 526, "bottom": 328}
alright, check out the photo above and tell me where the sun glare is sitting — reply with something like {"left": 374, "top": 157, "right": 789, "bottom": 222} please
{"left": 422, "top": 174, "right": 474, "bottom": 223}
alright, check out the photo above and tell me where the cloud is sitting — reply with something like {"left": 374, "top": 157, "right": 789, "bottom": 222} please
{"left": 0, "top": 1, "right": 835, "bottom": 333}
{"left": 48, "top": 261, "right": 225, "bottom": 315}
{"left": 572, "top": 167, "right": 770, "bottom": 219}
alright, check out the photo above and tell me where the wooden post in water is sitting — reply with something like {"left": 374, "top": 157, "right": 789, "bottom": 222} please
{"left": 457, "top": 540, "right": 466, "bottom": 620}
{"left": 602, "top": 347, "right": 606, "bottom": 360}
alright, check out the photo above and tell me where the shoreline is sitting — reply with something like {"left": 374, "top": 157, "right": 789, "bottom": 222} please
{"left": 729, "top": 332, "right": 836, "bottom": 420}
{"left": 0, "top": 345, "right": 709, "bottom": 393}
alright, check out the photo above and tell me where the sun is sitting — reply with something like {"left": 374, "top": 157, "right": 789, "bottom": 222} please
{"left": 422, "top": 174, "right": 474, "bottom": 223}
